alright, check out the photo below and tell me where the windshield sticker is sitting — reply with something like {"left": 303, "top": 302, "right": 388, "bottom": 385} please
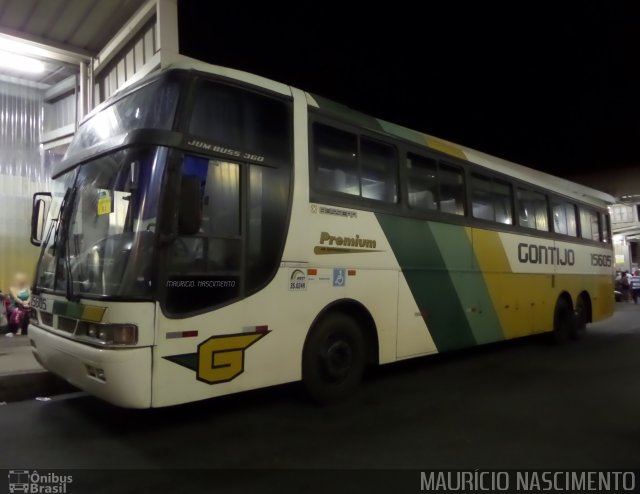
{"left": 96, "top": 190, "right": 112, "bottom": 216}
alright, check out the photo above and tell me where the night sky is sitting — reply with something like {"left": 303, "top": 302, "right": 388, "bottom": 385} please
{"left": 178, "top": 3, "right": 640, "bottom": 178}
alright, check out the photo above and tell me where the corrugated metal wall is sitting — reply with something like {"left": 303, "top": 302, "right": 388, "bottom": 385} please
{"left": 44, "top": 92, "right": 76, "bottom": 132}
{"left": 0, "top": 12, "right": 162, "bottom": 294}
{"left": 0, "top": 80, "right": 49, "bottom": 293}
{"left": 96, "top": 19, "right": 158, "bottom": 104}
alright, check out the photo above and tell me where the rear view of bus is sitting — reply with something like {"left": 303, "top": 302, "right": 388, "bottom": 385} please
{"left": 28, "top": 63, "right": 294, "bottom": 407}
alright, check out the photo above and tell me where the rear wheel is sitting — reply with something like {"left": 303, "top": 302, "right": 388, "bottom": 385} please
{"left": 571, "top": 294, "right": 589, "bottom": 339}
{"left": 553, "top": 297, "right": 575, "bottom": 344}
{"left": 302, "top": 313, "right": 366, "bottom": 403}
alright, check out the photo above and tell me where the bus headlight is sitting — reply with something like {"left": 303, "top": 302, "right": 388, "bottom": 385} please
{"left": 79, "top": 323, "right": 138, "bottom": 346}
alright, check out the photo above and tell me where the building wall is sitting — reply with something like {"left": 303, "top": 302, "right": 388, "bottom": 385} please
{"left": 0, "top": 1, "right": 171, "bottom": 294}
{"left": 44, "top": 92, "right": 76, "bottom": 133}
{"left": 95, "top": 19, "right": 158, "bottom": 104}
{"left": 570, "top": 167, "right": 640, "bottom": 271}
{"left": 0, "top": 80, "right": 50, "bottom": 293}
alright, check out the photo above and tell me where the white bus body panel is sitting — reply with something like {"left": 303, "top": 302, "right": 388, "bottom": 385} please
{"left": 28, "top": 296, "right": 155, "bottom": 408}
{"left": 30, "top": 325, "right": 152, "bottom": 408}
{"left": 151, "top": 88, "right": 404, "bottom": 407}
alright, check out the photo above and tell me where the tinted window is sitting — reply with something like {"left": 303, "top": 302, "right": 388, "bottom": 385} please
{"left": 407, "top": 154, "right": 465, "bottom": 215}
{"left": 189, "top": 81, "right": 291, "bottom": 163}
{"left": 518, "top": 188, "right": 549, "bottom": 231}
{"left": 67, "top": 80, "right": 179, "bottom": 157}
{"left": 580, "top": 207, "right": 601, "bottom": 241}
{"left": 313, "top": 124, "right": 359, "bottom": 196}
{"left": 166, "top": 154, "right": 290, "bottom": 314}
{"left": 407, "top": 154, "right": 438, "bottom": 210}
{"left": 313, "top": 123, "right": 398, "bottom": 203}
{"left": 602, "top": 212, "right": 611, "bottom": 243}
{"left": 246, "top": 164, "right": 289, "bottom": 292}
{"left": 552, "top": 201, "right": 577, "bottom": 236}
{"left": 361, "top": 138, "right": 398, "bottom": 202}
{"left": 471, "top": 175, "right": 494, "bottom": 221}
{"left": 471, "top": 174, "right": 513, "bottom": 224}
{"left": 439, "top": 163, "right": 465, "bottom": 215}
{"left": 167, "top": 157, "right": 242, "bottom": 312}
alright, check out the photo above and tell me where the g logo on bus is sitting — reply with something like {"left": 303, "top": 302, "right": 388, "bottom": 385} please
{"left": 163, "top": 332, "right": 268, "bottom": 385}
{"left": 197, "top": 333, "right": 266, "bottom": 384}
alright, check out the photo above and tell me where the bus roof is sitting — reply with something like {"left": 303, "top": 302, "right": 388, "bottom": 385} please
{"left": 124, "top": 55, "right": 616, "bottom": 208}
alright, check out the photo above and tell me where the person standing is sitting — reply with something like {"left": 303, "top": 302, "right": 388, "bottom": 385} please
{"left": 8, "top": 273, "right": 31, "bottom": 336}
{"left": 620, "top": 271, "right": 631, "bottom": 302}
{"left": 631, "top": 271, "right": 640, "bottom": 304}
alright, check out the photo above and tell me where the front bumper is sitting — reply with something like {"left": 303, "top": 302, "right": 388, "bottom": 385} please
{"left": 29, "top": 324, "right": 152, "bottom": 408}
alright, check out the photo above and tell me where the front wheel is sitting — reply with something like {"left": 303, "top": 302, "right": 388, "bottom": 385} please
{"left": 302, "top": 313, "right": 367, "bottom": 403}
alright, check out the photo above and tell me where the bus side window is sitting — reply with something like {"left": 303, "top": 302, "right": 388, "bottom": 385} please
{"left": 471, "top": 174, "right": 494, "bottom": 221}
{"left": 313, "top": 124, "right": 359, "bottom": 196}
{"left": 360, "top": 137, "right": 398, "bottom": 202}
{"left": 518, "top": 188, "right": 549, "bottom": 231}
{"left": 312, "top": 123, "right": 398, "bottom": 203}
{"left": 407, "top": 153, "right": 438, "bottom": 210}
{"left": 552, "top": 201, "right": 577, "bottom": 236}
{"left": 439, "top": 162, "right": 465, "bottom": 216}
{"left": 602, "top": 212, "right": 611, "bottom": 243}
{"left": 579, "top": 207, "right": 601, "bottom": 241}
{"left": 471, "top": 174, "right": 512, "bottom": 224}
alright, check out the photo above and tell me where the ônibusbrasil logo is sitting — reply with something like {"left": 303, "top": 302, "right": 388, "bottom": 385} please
{"left": 8, "top": 470, "right": 73, "bottom": 493}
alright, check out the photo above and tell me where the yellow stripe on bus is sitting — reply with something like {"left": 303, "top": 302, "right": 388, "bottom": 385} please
{"left": 470, "top": 229, "right": 533, "bottom": 339}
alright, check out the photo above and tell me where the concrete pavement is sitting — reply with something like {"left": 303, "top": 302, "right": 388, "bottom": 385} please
{"left": 0, "top": 334, "right": 75, "bottom": 403}
{"left": 0, "top": 304, "right": 639, "bottom": 493}
{"left": 0, "top": 334, "right": 41, "bottom": 376}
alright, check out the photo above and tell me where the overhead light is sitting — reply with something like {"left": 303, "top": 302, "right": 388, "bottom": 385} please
{"left": 0, "top": 50, "right": 45, "bottom": 74}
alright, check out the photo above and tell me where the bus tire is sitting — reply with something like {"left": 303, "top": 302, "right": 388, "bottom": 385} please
{"left": 302, "top": 312, "right": 366, "bottom": 403}
{"left": 571, "top": 294, "right": 589, "bottom": 339}
{"left": 552, "top": 296, "right": 574, "bottom": 344}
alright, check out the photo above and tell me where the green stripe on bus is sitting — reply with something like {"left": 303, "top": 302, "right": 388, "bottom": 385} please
{"left": 51, "top": 300, "right": 106, "bottom": 322}
{"left": 311, "top": 94, "right": 385, "bottom": 131}
{"left": 53, "top": 300, "right": 83, "bottom": 319}
{"left": 376, "top": 214, "right": 476, "bottom": 351}
{"left": 429, "top": 223, "right": 504, "bottom": 344}
{"left": 163, "top": 353, "right": 198, "bottom": 371}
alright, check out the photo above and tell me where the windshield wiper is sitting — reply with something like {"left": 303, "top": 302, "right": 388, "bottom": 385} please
{"left": 63, "top": 187, "right": 79, "bottom": 301}
{"left": 50, "top": 189, "right": 71, "bottom": 256}
{"left": 31, "top": 219, "right": 57, "bottom": 295}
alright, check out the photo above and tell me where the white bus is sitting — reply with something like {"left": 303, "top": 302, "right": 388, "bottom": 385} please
{"left": 28, "top": 56, "right": 614, "bottom": 408}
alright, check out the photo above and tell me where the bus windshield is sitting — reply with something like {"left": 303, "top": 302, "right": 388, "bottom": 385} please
{"left": 65, "top": 79, "right": 179, "bottom": 157}
{"left": 35, "top": 146, "right": 167, "bottom": 299}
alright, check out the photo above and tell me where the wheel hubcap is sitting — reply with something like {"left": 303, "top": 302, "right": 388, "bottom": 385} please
{"left": 321, "top": 338, "right": 353, "bottom": 382}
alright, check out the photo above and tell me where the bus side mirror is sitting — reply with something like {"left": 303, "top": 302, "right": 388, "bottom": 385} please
{"left": 31, "top": 192, "right": 52, "bottom": 246}
{"left": 178, "top": 176, "right": 202, "bottom": 235}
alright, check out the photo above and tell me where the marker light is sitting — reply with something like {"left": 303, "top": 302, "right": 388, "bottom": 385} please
{"left": 0, "top": 50, "right": 45, "bottom": 73}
